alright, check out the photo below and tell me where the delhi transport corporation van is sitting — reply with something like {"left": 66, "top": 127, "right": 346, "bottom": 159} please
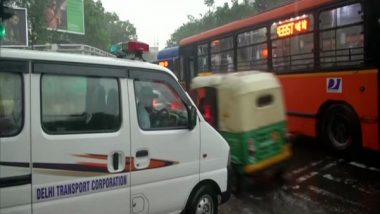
{"left": 0, "top": 48, "right": 230, "bottom": 214}
{"left": 191, "top": 71, "right": 291, "bottom": 189}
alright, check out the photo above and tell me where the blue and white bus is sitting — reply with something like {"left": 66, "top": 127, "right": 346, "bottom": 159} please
{"left": 157, "top": 46, "right": 183, "bottom": 86}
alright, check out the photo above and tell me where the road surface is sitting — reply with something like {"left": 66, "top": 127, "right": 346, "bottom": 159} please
{"left": 220, "top": 137, "right": 380, "bottom": 214}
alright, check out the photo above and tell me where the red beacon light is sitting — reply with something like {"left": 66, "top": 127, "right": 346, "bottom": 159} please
{"left": 112, "top": 41, "right": 150, "bottom": 61}
{"left": 125, "top": 41, "right": 149, "bottom": 54}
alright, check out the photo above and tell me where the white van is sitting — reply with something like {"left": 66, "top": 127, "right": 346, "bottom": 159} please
{"left": 0, "top": 48, "right": 230, "bottom": 214}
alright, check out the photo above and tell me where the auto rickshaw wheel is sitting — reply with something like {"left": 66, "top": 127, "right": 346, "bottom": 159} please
{"left": 319, "top": 103, "right": 361, "bottom": 153}
{"left": 273, "top": 166, "right": 290, "bottom": 187}
{"left": 230, "top": 165, "right": 244, "bottom": 196}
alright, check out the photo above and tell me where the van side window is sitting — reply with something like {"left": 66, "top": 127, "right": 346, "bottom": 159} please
{"left": 134, "top": 80, "right": 188, "bottom": 130}
{"left": 41, "top": 74, "right": 121, "bottom": 134}
{"left": 0, "top": 72, "right": 23, "bottom": 137}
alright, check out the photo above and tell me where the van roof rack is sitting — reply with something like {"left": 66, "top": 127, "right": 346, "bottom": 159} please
{"left": 27, "top": 43, "right": 115, "bottom": 57}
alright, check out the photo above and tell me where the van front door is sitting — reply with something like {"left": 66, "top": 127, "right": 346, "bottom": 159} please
{"left": 0, "top": 60, "right": 31, "bottom": 214}
{"left": 30, "top": 63, "right": 130, "bottom": 214}
{"left": 129, "top": 70, "right": 201, "bottom": 214}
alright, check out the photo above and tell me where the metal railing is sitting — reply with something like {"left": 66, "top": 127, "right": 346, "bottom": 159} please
{"left": 29, "top": 44, "right": 115, "bottom": 57}
{"left": 237, "top": 58, "right": 268, "bottom": 71}
{"left": 320, "top": 46, "right": 364, "bottom": 67}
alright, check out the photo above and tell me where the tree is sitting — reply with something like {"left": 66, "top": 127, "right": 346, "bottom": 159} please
{"left": 167, "top": 0, "right": 257, "bottom": 47}
{"left": 106, "top": 12, "right": 137, "bottom": 45}
{"left": 7, "top": 0, "right": 51, "bottom": 45}
{"left": 204, "top": 0, "right": 214, "bottom": 8}
{"left": 166, "top": 0, "right": 293, "bottom": 47}
{"left": 6, "top": 0, "right": 137, "bottom": 51}
{"left": 231, "top": 0, "right": 238, "bottom": 6}
{"left": 253, "top": 0, "right": 293, "bottom": 12}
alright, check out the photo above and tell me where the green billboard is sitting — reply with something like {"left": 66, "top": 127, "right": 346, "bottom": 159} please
{"left": 46, "top": 0, "right": 84, "bottom": 35}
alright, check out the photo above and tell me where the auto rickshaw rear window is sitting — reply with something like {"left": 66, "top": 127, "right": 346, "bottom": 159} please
{"left": 257, "top": 95, "right": 273, "bottom": 108}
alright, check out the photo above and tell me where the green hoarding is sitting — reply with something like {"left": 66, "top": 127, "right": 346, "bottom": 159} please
{"left": 46, "top": 0, "right": 84, "bottom": 35}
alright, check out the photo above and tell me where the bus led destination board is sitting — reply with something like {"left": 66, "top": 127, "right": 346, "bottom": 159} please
{"left": 276, "top": 17, "right": 310, "bottom": 38}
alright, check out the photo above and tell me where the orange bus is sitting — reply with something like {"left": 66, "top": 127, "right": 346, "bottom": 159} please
{"left": 179, "top": 0, "right": 380, "bottom": 152}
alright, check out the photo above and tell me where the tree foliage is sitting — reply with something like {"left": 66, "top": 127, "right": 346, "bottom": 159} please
{"left": 6, "top": 0, "right": 137, "bottom": 51}
{"left": 253, "top": 0, "right": 291, "bottom": 11}
{"left": 166, "top": 0, "right": 293, "bottom": 48}
{"left": 204, "top": 0, "right": 214, "bottom": 8}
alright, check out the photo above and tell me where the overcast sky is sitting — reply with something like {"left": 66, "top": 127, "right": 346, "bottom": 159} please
{"left": 101, "top": 0, "right": 235, "bottom": 50}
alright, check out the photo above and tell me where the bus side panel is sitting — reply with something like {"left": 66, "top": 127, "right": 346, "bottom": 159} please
{"left": 279, "top": 69, "right": 379, "bottom": 151}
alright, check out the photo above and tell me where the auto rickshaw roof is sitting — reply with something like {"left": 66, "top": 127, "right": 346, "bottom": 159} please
{"left": 191, "top": 71, "right": 280, "bottom": 95}
{"left": 191, "top": 73, "right": 225, "bottom": 89}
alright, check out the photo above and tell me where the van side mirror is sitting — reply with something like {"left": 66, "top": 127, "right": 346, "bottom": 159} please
{"left": 188, "top": 106, "right": 197, "bottom": 130}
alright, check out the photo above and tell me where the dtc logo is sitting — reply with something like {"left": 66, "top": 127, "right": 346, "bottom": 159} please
{"left": 327, "top": 78, "right": 342, "bottom": 93}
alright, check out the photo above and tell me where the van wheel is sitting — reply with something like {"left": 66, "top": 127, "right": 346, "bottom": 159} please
{"left": 319, "top": 104, "right": 361, "bottom": 152}
{"left": 185, "top": 185, "right": 218, "bottom": 214}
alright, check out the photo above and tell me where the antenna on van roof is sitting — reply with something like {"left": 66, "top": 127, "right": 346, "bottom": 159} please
{"left": 110, "top": 41, "right": 149, "bottom": 61}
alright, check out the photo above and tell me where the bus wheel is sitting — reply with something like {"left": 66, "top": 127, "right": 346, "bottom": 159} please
{"left": 185, "top": 185, "right": 218, "bottom": 214}
{"left": 319, "top": 104, "right": 361, "bottom": 152}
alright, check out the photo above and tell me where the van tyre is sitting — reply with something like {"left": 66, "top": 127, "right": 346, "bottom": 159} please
{"left": 319, "top": 104, "right": 361, "bottom": 152}
{"left": 185, "top": 185, "right": 218, "bottom": 214}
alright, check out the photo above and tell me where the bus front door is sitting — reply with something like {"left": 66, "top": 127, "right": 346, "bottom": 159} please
{"left": 183, "top": 57, "right": 195, "bottom": 91}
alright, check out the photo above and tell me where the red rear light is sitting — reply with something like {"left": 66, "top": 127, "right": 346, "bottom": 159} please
{"left": 152, "top": 99, "right": 158, "bottom": 108}
{"left": 203, "top": 104, "right": 214, "bottom": 126}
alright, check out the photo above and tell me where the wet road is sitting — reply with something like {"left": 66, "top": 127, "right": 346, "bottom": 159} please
{"left": 220, "top": 137, "right": 380, "bottom": 214}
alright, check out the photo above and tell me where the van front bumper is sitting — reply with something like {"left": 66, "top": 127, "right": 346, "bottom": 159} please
{"left": 220, "top": 166, "right": 233, "bottom": 204}
{"left": 243, "top": 144, "right": 292, "bottom": 174}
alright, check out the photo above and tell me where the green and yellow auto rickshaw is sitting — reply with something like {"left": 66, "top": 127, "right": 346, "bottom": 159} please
{"left": 191, "top": 71, "right": 292, "bottom": 190}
